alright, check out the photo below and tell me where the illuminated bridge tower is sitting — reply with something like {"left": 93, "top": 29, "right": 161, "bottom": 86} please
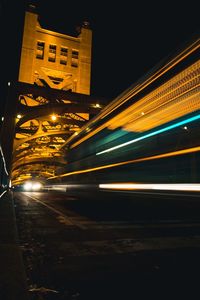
{"left": 10, "top": 4, "right": 107, "bottom": 186}
{"left": 19, "top": 4, "right": 92, "bottom": 95}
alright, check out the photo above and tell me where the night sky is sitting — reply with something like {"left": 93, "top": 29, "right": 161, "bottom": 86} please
{"left": 1, "top": 0, "right": 199, "bottom": 105}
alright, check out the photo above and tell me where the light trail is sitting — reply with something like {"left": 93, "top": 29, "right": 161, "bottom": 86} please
{"left": 49, "top": 144, "right": 200, "bottom": 179}
{"left": 0, "top": 190, "right": 7, "bottom": 199}
{"left": 0, "top": 146, "right": 9, "bottom": 176}
{"left": 66, "top": 42, "right": 200, "bottom": 150}
{"left": 99, "top": 183, "right": 200, "bottom": 192}
{"left": 96, "top": 113, "right": 200, "bottom": 155}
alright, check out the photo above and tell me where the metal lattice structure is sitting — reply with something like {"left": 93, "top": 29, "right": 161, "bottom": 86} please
{"left": 11, "top": 83, "right": 108, "bottom": 185}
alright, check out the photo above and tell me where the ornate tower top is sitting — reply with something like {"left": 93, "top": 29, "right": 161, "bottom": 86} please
{"left": 82, "top": 21, "right": 90, "bottom": 29}
{"left": 27, "top": 3, "right": 36, "bottom": 13}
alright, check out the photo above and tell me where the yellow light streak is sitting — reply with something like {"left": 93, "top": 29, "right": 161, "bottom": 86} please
{"left": 67, "top": 39, "right": 200, "bottom": 149}
{"left": 108, "top": 64, "right": 200, "bottom": 132}
{"left": 100, "top": 39, "right": 200, "bottom": 121}
{"left": 49, "top": 144, "right": 200, "bottom": 179}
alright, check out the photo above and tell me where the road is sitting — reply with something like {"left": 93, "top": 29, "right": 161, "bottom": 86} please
{"left": 13, "top": 190, "right": 200, "bottom": 299}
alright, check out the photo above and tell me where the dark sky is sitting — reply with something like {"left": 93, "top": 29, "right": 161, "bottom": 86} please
{"left": 36, "top": 0, "right": 199, "bottom": 100}
{"left": 1, "top": 0, "right": 199, "bottom": 104}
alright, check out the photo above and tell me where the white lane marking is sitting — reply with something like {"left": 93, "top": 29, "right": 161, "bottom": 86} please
{"left": 24, "top": 193, "right": 87, "bottom": 229}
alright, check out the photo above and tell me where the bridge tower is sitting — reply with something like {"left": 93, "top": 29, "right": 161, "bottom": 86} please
{"left": 19, "top": 4, "right": 92, "bottom": 95}
{"left": 5, "top": 4, "right": 107, "bottom": 187}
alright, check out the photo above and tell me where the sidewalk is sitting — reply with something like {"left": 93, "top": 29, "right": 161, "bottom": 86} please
{"left": 0, "top": 190, "right": 29, "bottom": 300}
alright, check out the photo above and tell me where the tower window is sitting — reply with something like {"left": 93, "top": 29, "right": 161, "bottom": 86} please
{"left": 48, "top": 44, "right": 56, "bottom": 62}
{"left": 71, "top": 50, "right": 79, "bottom": 67}
{"left": 60, "top": 47, "right": 68, "bottom": 65}
{"left": 36, "top": 41, "right": 45, "bottom": 59}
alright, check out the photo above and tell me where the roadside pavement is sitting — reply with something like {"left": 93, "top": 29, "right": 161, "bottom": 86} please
{"left": 0, "top": 190, "right": 29, "bottom": 300}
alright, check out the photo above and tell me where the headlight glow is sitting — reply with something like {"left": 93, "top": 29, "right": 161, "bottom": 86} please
{"left": 32, "top": 182, "right": 42, "bottom": 190}
{"left": 23, "top": 181, "right": 42, "bottom": 191}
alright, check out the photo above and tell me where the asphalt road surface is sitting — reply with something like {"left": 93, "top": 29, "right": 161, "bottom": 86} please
{"left": 13, "top": 190, "right": 200, "bottom": 299}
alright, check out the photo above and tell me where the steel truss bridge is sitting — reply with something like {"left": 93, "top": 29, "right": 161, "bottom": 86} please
{"left": 0, "top": 82, "right": 108, "bottom": 189}
{"left": 0, "top": 32, "right": 200, "bottom": 192}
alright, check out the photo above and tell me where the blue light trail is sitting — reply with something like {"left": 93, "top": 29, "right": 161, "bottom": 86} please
{"left": 96, "top": 113, "right": 200, "bottom": 155}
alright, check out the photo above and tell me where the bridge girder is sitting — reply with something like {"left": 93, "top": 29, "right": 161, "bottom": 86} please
{"left": 11, "top": 82, "right": 108, "bottom": 185}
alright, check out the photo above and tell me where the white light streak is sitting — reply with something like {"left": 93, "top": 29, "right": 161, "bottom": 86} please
{"left": 0, "top": 146, "right": 9, "bottom": 176}
{"left": 99, "top": 183, "right": 200, "bottom": 192}
{"left": 0, "top": 191, "right": 7, "bottom": 199}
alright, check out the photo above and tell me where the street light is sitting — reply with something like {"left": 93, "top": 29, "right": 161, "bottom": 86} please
{"left": 51, "top": 114, "right": 57, "bottom": 121}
